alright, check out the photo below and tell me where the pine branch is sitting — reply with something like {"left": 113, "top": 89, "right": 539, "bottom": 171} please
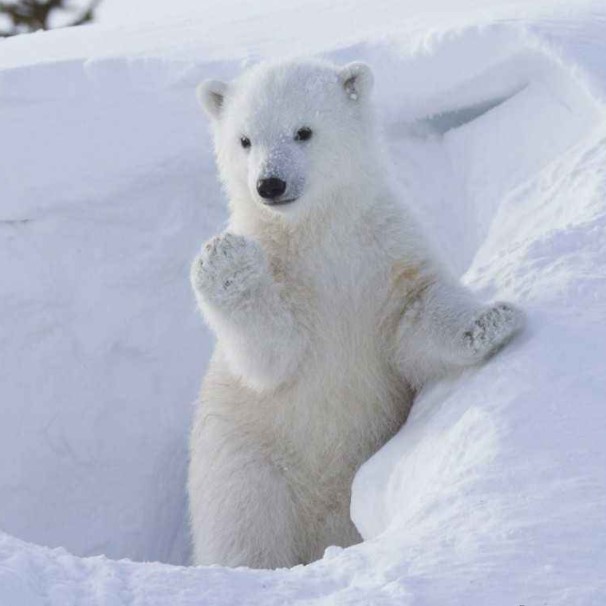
{"left": 68, "top": 0, "right": 101, "bottom": 27}
{"left": 0, "top": 0, "right": 102, "bottom": 36}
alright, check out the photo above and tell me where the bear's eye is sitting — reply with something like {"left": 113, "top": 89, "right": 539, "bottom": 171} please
{"left": 294, "top": 127, "right": 313, "bottom": 142}
{"left": 240, "top": 136, "right": 251, "bottom": 149}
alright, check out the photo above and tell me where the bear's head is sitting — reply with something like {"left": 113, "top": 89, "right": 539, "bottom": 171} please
{"left": 198, "top": 59, "right": 376, "bottom": 223}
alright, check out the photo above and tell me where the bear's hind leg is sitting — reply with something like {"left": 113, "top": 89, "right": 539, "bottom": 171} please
{"left": 189, "top": 423, "right": 301, "bottom": 569}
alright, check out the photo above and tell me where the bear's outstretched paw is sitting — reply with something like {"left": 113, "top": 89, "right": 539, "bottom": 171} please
{"left": 190, "top": 232, "right": 268, "bottom": 307}
{"left": 459, "top": 302, "right": 525, "bottom": 364}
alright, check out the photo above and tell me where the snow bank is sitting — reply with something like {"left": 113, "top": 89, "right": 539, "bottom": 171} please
{"left": 1, "top": 1, "right": 605, "bottom": 603}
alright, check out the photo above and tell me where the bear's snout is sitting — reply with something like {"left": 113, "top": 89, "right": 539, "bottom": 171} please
{"left": 257, "top": 177, "right": 289, "bottom": 202}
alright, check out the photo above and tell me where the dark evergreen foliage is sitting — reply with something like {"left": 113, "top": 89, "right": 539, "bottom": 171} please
{"left": 0, "top": 0, "right": 102, "bottom": 36}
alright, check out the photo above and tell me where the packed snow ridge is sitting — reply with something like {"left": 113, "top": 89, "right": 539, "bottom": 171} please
{"left": 0, "top": 2, "right": 605, "bottom": 604}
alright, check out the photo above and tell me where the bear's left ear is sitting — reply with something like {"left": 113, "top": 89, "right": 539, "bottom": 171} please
{"left": 338, "top": 62, "right": 374, "bottom": 101}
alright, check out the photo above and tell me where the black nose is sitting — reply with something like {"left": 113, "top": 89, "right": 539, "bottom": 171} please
{"left": 257, "top": 177, "right": 287, "bottom": 199}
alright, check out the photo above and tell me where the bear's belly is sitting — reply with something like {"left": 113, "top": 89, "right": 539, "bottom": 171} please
{"left": 284, "top": 352, "right": 410, "bottom": 468}
{"left": 204, "top": 341, "right": 411, "bottom": 492}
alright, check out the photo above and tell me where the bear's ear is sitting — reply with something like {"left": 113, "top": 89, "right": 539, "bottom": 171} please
{"left": 338, "top": 62, "right": 374, "bottom": 102}
{"left": 197, "top": 80, "right": 229, "bottom": 120}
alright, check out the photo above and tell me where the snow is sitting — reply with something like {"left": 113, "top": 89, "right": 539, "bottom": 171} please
{"left": 1, "top": 0, "right": 606, "bottom": 603}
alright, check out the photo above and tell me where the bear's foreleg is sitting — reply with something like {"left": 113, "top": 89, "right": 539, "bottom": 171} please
{"left": 191, "top": 231, "right": 305, "bottom": 390}
{"left": 394, "top": 278, "right": 524, "bottom": 384}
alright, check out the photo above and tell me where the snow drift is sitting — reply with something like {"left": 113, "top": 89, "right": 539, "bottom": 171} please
{"left": 1, "top": 1, "right": 605, "bottom": 603}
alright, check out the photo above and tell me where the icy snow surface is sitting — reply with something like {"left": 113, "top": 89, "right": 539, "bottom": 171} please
{"left": 1, "top": 0, "right": 606, "bottom": 603}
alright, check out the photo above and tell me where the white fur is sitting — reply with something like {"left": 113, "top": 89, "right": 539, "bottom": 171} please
{"left": 188, "top": 59, "right": 524, "bottom": 569}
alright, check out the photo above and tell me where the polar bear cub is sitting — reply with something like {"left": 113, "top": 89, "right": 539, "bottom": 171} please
{"left": 188, "top": 59, "right": 523, "bottom": 569}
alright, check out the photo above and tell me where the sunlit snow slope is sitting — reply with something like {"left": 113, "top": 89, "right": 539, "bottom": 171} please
{"left": 0, "top": 1, "right": 605, "bottom": 604}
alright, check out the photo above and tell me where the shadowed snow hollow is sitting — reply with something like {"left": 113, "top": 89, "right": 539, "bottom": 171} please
{"left": 0, "top": 3, "right": 605, "bottom": 604}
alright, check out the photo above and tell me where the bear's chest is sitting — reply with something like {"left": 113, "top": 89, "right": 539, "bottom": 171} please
{"left": 277, "top": 237, "right": 391, "bottom": 346}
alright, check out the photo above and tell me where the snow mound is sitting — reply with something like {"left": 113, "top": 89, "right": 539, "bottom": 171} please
{"left": 1, "top": 3, "right": 605, "bottom": 604}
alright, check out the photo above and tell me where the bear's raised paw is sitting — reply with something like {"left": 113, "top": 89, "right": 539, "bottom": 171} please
{"left": 190, "top": 232, "right": 268, "bottom": 307}
{"left": 459, "top": 302, "right": 525, "bottom": 363}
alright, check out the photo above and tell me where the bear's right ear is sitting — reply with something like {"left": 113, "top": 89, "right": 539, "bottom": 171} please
{"left": 197, "top": 80, "right": 229, "bottom": 120}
